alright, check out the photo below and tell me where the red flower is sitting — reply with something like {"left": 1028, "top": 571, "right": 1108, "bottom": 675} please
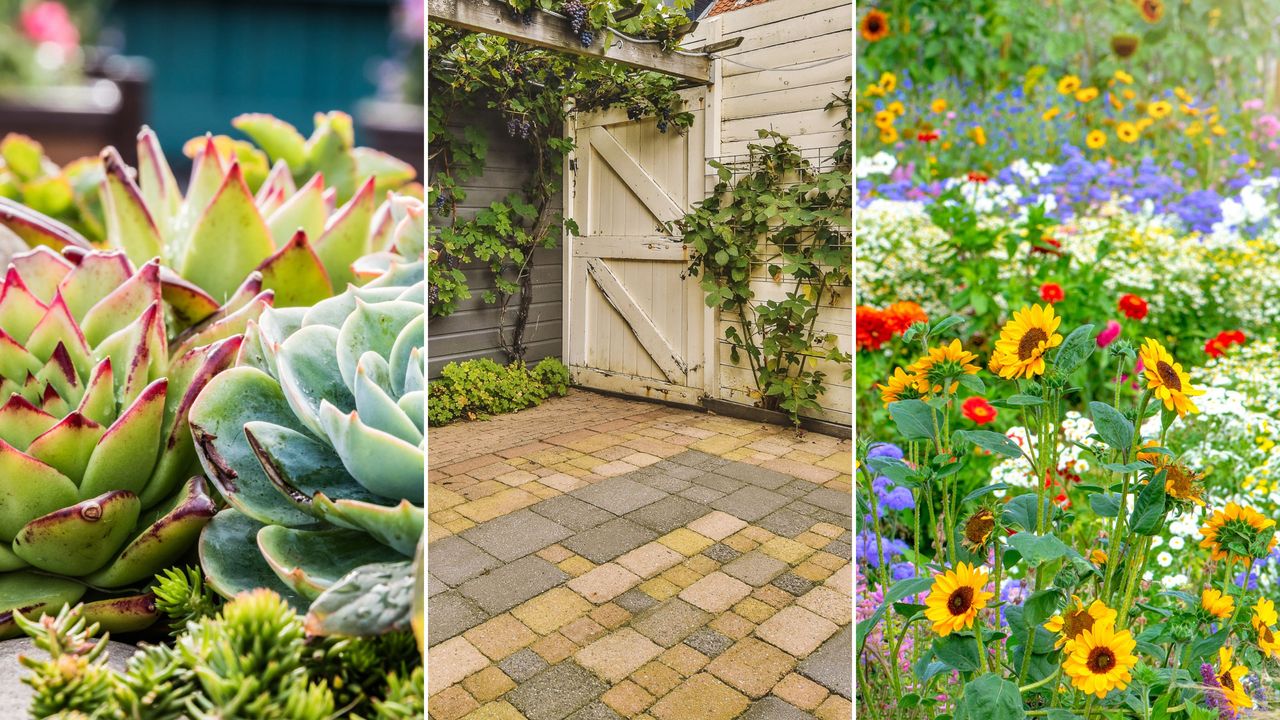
{"left": 1031, "top": 236, "right": 1063, "bottom": 256}
{"left": 1117, "top": 293, "right": 1148, "bottom": 320}
{"left": 966, "top": 171, "right": 989, "bottom": 183}
{"left": 856, "top": 306, "right": 893, "bottom": 351}
{"left": 883, "top": 301, "right": 928, "bottom": 335}
{"left": 20, "top": 1, "right": 79, "bottom": 49}
{"left": 1039, "top": 283, "right": 1064, "bottom": 303}
{"left": 961, "top": 397, "right": 998, "bottom": 425}
{"left": 1204, "top": 337, "right": 1227, "bottom": 358}
{"left": 1223, "top": 330, "right": 1246, "bottom": 345}
{"left": 917, "top": 130, "right": 940, "bottom": 143}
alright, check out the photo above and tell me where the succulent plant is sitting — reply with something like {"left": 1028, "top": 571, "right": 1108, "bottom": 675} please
{"left": 190, "top": 211, "right": 423, "bottom": 636}
{"left": 0, "top": 241, "right": 271, "bottom": 638}
{"left": 0, "top": 133, "right": 105, "bottom": 243}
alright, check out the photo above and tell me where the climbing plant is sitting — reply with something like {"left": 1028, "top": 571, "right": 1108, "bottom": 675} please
{"left": 674, "top": 89, "right": 854, "bottom": 426}
{"left": 427, "top": 0, "right": 696, "bottom": 361}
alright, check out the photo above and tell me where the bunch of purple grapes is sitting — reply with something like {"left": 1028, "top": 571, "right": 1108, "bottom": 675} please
{"left": 562, "top": 1, "right": 593, "bottom": 46}
{"left": 428, "top": 284, "right": 441, "bottom": 304}
{"left": 626, "top": 104, "right": 644, "bottom": 120}
{"left": 507, "top": 117, "right": 533, "bottom": 139}
{"left": 656, "top": 107, "right": 671, "bottom": 133}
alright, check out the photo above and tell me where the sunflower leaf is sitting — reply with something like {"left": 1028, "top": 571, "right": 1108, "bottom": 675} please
{"left": 1022, "top": 588, "right": 1063, "bottom": 626}
{"left": 1007, "top": 531, "right": 1071, "bottom": 567}
{"left": 1129, "top": 470, "right": 1168, "bottom": 535}
{"left": 1089, "top": 401, "right": 1134, "bottom": 453}
{"left": 888, "top": 399, "right": 937, "bottom": 441}
{"left": 933, "top": 634, "right": 981, "bottom": 672}
{"left": 855, "top": 575, "right": 934, "bottom": 654}
{"left": 1053, "top": 323, "right": 1095, "bottom": 375}
{"left": 953, "top": 430, "right": 1022, "bottom": 459}
{"left": 954, "top": 673, "right": 1025, "bottom": 720}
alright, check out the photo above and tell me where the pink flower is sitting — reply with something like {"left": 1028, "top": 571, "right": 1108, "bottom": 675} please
{"left": 1256, "top": 114, "right": 1280, "bottom": 138}
{"left": 1244, "top": 99, "right": 1266, "bottom": 111}
{"left": 1096, "top": 320, "right": 1122, "bottom": 347}
{"left": 20, "top": 2, "right": 79, "bottom": 50}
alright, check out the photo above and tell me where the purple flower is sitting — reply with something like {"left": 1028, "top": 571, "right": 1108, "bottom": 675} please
{"left": 882, "top": 487, "right": 915, "bottom": 511}
{"left": 891, "top": 562, "right": 916, "bottom": 580}
{"left": 868, "top": 443, "right": 904, "bottom": 460}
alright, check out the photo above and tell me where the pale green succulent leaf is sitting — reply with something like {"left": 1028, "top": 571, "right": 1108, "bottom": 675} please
{"left": 0, "top": 572, "right": 85, "bottom": 639}
{"left": 0, "top": 440, "right": 78, "bottom": 541}
{"left": 304, "top": 559, "right": 414, "bottom": 637}
{"left": 233, "top": 113, "right": 308, "bottom": 169}
{"left": 0, "top": 134, "right": 43, "bottom": 180}
{"left": 12, "top": 489, "right": 140, "bottom": 576}
{"left": 171, "top": 288, "right": 271, "bottom": 362}
{"left": 0, "top": 544, "right": 25, "bottom": 572}
{"left": 0, "top": 394, "right": 58, "bottom": 450}
{"left": 8, "top": 246, "right": 71, "bottom": 303}
{"left": 318, "top": 402, "right": 424, "bottom": 505}
{"left": 364, "top": 259, "right": 425, "bottom": 290}
{"left": 180, "top": 163, "right": 276, "bottom": 302}
{"left": 311, "top": 496, "right": 424, "bottom": 557}
{"left": 336, "top": 300, "right": 421, "bottom": 393}
{"left": 389, "top": 314, "right": 424, "bottom": 397}
{"left": 80, "top": 261, "right": 162, "bottom": 347}
{"left": 403, "top": 347, "right": 424, "bottom": 394}
{"left": 27, "top": 412, "right": 104, "bottom": 487}
{"left": 257, "top": 230, "right": 333, "bottom": 308}
{"left": 255, "top": 158, "right": 299, "bottom": 208}
{"left": 398, "top": 391, "right": 425, "bottom": 436}
{"left": 352, "top": 147, "right": 416, "bottom": 196}
{"left": 80, "top": 378, "right": 166, "bottom": 499}
{"left": 76, "top": 357, "right": 117, "bottom": 428}
{"left": 101, "top": 148, "right": 163, "bottom": 266}
{"left": 181, "top": 136, "right": 227, "bottom": 231}
{"left": 277, "top": 324, "right": 354, "bottom": 438}
{"left": 94, "top": 302, "right": 166, "bottom": 408}
{"left": 189, "top": 366, "right": 316, "bottom": 527}
{"left": 266, "top": 172, "right": 327, "bottom": 249}
{"left": 314, "top": 178, "right": 375, "bottom": 290}
{"left": 301, "top": 286, "right": 403, "bottom": 329}
{"left": 137, "top": 127, "right": 182, "bottom": 228}
{"left": 242, "top": 421, "right": 384, "bottom": 511}
{"left": 85, "top": 476, "right": 217, "bottom": 587}
{"left": 26, "top": 294, "right": 92, "bottom": 378}
{"left": 56, "top": 250, "right": 134, "bottom": 321}
{"left": 258, "top": 526, "right": 401, "bottom": 600}
{"left": 354, "top": 363, "right": 421, "bottom": 445}
{"left": 199, "top": 508, "right": 306, "bottom": 611}
{"left": 305, "top": 116, "right": 358, "bottom": 202}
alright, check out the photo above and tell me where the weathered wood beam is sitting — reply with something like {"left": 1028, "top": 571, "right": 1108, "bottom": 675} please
{"left": 428, "top": 0, "right": 712, "bottom": 84}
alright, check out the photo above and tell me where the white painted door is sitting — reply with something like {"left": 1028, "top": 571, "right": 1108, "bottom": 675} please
{"left": 564, "top": 88, "right": 708, "bottom": 406}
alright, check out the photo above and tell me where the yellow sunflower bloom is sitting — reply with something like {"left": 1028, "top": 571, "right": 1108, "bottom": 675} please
{"left": 1254, "top": 598, "right": 1279, "bottom": 630}
{"left": 924, "top": 562, "right": 994, "bottom": 636}
{"left": 1090, "top": 549, "right": 1108, "bottom": 566}
{"left": 1043, "top": 107, "right": 1062, "bottom": 122}
{"left": 878, "top": 72, "right": 897, "bottom": 93}
{"left": 880, "top": 127, "right": 899, "bottom": 144}
{"left": 877, "top": 367, "right": 925, "bottom": 407}
{"left": 1122, "top": 89, "right": 1136, "bottom": 101}
{"left": 990, "top": 304, "right": 1063, "bottom": 380}
{"left": 1199, "top": 502, "right": 1278, "bottom": 561}
{"left": 1113, "top": 69, "right": 1134, "bottom": 84}
{"left": 1062, "top": 621, "right": 1138, "bottom": 698}
{"left": 1216, "top": 647, "right": 1253, "bottom": 711}
{"left": 874, "top": 110, "right": 896, "bottom": 130}
{"left": 1086, "top": 130, "right": 1107, "bottom": 149}
{"left": 1186, "top": 121, "right": 1204, "bottom": 137}
{"left": 887, "top": 100, "right": 905, "bottom": 117}
{"left": 1136, "top": 117, "right": 1154, "bottom": 131}
{"left": 1212, "top": 124, "right": 1227, "bottom": 136}
{"left": 1175, "top": 86, "right": 1194, "bottom": 104}
{"left": 1201, "top": 588, "right": 1234, "bottom": 619}
{"left": 1044, "top": 596, "right": 1118, "bottom": 650}
{"left": 1058, "top": 75, "right": 1082, "bottom": 95}
{"left": 1138, "top": 338, "right": 1203, "bottom": 417}
{"left": 1148, "top": 100, "right": 1172, "bottom": 119}
{"left": 931, "top": 98, "right": 948, "bottom": 113}
{"left": 865, "top": 84, "right": 885, "bottom": 98}
{"left": 1258, "top": 623, "right": 1280, "bottom": 659}
{"left": 909, "top": 339, "right": 980, "bottom": 394}
{"left": 1116, "top": 122, "right": 1140, "bottom": 143}
{"left": 1075, "top": 87, "right": 1099, "bottom": 103}
{"left": 971, "top": 126, "right": 987, "bottom": 146}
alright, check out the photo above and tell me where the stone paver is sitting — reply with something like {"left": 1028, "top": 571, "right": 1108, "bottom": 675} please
{"left": 429, "top": 390, "right": 851, "bottom": 720}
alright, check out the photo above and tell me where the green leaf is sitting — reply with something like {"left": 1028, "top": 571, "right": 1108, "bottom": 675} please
{"left": 1022, "top": 589, "right": 1063, "bottom": 626}
{"left": 888, "top": 400, "right": 937, "bottom": 441}
{"left": 1053, "top": 323, "right": 1096, "bottom": 375}
{"left": 1007, "top": 532, "right": 1070, "bottom": 567}
{"left": 930, "top": 315, "right": 966, "bottom": 336}
{"left": 1003, "top": 394, "right": 1046, "bottom": 406}
{"left": 1189, "top": 627, "right": 1229, "bottom": 660}
{"left": 1129, "top": 471, "right": 1168, "bottom": 536}
{"left": 1102, "top": 461, "right": 1152, "bottom": 473}
{"left": 956, "top": 374, "right": 985, "bottom": 393}
{"left": 954, "top": 673, "right": 1025, "bottom": 720}
{"left": 1089, "top": 401, "right": 1134, "bottom": 453}
{"left": 933, "top": 634, "right": 981, "bottom": 672}
{"left": 962, "top": 483, "right": 1009, "bottom": 504}
{"left": 1002, "top": 494, "right": 1055, "bottom": 532}
{"left": 1089, "top": 493, "right": 1121, "bottom": 518}
{"left": 954, "top": 430, "right": 1022, "bottom": 458}
{"left": 856, "top": 576, "right": 933, "bottom": 653}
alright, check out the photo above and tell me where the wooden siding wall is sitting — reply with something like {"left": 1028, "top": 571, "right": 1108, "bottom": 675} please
{"left": 427, "top": 113, "right": 564, "bottom": 378}
{"left": 690, "top": 0, "right": 853, "bottom": 426}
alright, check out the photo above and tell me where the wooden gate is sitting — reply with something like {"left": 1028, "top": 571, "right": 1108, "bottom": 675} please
{"left": 563, "top": 89, "right": 709, "bottom": 406}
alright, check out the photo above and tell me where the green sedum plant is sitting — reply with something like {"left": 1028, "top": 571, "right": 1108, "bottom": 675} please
{"left": 427, "top": 356, "right": 570, "bottom": 426}
{"left": 189, "top": 235, "right": 424, "bottom": 636}
{"left": 0, "top": 242, "right": 271, "bottom": 638}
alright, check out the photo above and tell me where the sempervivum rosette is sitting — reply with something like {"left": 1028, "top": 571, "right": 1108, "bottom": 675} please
{"left": 190, "top": 202, "right": 423, "bottom": 636}
{"left": 0, "top": 245, "right": 272, "bottom": 637}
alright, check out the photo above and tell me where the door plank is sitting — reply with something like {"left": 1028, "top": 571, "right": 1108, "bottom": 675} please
{"left": 587, "top": 126, "right": 684, "bottom": 224}
{"left": 585, "top": 258, "right": 687, "bottom": 382}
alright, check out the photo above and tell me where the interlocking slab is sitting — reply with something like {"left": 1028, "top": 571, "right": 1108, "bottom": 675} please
{"left": 703, "top": 543, "right": 741, "bottom": 564}
{"left": 802, "top": 488, "right": 851, "bottom": 517}
{"left": 823, "top": 539, "right": 852, "bottom": 560}
{"left": 742, "top": 696, "right": 818, "bottom": 720}
{"left": 772, "top": 573, "right": 817, "bottom": 597}
{"left": 499, "top": 648, "right": 550, "bottom": 683}
{"left": 614, "top": 588, "right": 660, "bottom": 614}
{"left": 757, "top": 509, "right": 818, "bottom": 538}
{"left": 630, "top": 599, "right": 713, "bottom": 648}
{"left": 568, "top": 701, "right": 625, "bottom": 720}
{"left": 721, "top": 462, "right": 791, "bottom": 490}
{"left": 684, "top": 627, "right": 736, "bottom": 658}
{"left": 679, "top": 485, "right": 727, "bottom": 504}
{"left": 461, "top": 509, "right": 574, "bottom": 562}
{"left": 573, "top": 477, "right": 669, "bottom": 515}
{"left": 460, "top": 556, "right": 571, "bottom": 615}
{"left": 668, "top": 450, "right": 719, "bottom": 467}
{"left": 690, "top": 473, "right": 747, "bottom": 494}
{"left": 797, "top": 626, "right": 852, "bottom": 699}
{"left": 507, "top": 661, "right": 608, "bottom": 720}
{"left": 428, "top": 574, "right": 448, "bottom": 597}
{"left": 562, "top": 518, "right": 658, "bottom": 564}
{"left": 625, "top": 495, "right": 710, "bottom": 534}
{"left": 712, "top": 486, "right": 791, "bottom": 522}
{"left": 430, "top": 535, "right": 502, "bottom": 587}
{"left": 531, "top": 495, "right": 618, "bottom": 532}
{"left": 722, "top": 552, "right": 789, "bottom": 587}
{"left": 428, "top": 591, "right": 488, "bottom": 647}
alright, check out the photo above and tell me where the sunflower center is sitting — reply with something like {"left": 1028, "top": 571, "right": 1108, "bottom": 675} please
{"left": 1156, "top": 361, "right": 1182, "bottom": 391}
{"left": 964, "top": 512, "right": 995, "bottom": 545}
{"left": 1220, "top": 671, "right": 1235, "bottom": 691}
{"left": 868, "top": 17, "right": 883, "bottom": 32}
{"left": 1087, "top": 647, "right": 1116, "bottom": 674}
{"left": 1264, "top": 626, "right": 1275, "bottom": 644}
{"left": 947, "top": 587, "right": 974, "bottom": 615}
{"left": 1017, "top": 328, "right": 1049, "bottom": 360}
{"left": 1062, "top": 609, "right": 1095, "bottom": 639}
{"left": 1165, "top": 466, "right": 1192, "bottom": 497}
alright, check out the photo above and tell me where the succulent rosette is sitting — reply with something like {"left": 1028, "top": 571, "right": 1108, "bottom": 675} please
{"left": 0, "top": 244, "right": 272, "bottom": 637}
{"left": 190, "top": 204, "right": 424, "bottom": 636}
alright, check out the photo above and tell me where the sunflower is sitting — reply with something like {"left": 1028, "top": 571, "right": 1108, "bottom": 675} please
{"left": 877, "top": 367, "right": 925, "bottom": 406}
{"left": 1153, "top": 456, "right": 1206, "bottom": 506}
{"left": 879, "top": 127, "right": 899, "bottom": 144}
{"left": 971, "top": 126, "right": 987, "bottom": 146}
{"left": 1062, "top": 621, "right": 1139, "bottom": 698}
{"left": 1090, "top": 549, "right": 1108, "bottom": 567}
{"left": 860, "top": 9, "right": 890, "bottom": 42}
{"left": 1254, "top": 598, "right": 1278, "bottom": 630}
{"left": 1215, "top": 647, "right": 1253, "bottom": 711}
{"left": 909, "top": 339, "right": 980, "bottom": 394}
{"left": 1086, "top": 130, "right": 1107, "bottom": 149}
{"left": 931, "top": 98, "right": 948, "bottom": 113}
{"left": 1257, "top": 622, "right": 1280, "bottom": 659}
{"left": 1111, "top": 34, "right": 1140, "bottom": 59}
{"left": 1139, "top": 338, "right": 1204, "bottom": 417}
{"left": 1201, "top": 588, "right": 1234, "bottom": 619}
{"left": 1138, "top": 0, "right": 1164, "bottom": 23}
{"left": 878, "top": 72, "right": 896, "bottom": 93}
{"left": 1044, "top": 596, "right": 1119, "bottom": 650}
{"left": 1058, "top": 75, "right": 1081, "bottom": 95}
{"left": 924, "top": 562, "right": 994, "bottom": 636}
{"left": 1075, "top": 87, "right": 1099, "bottom": 103}
{"left": 1199, "top": 502, "right": 1278, "bottom": 561}
{"left": 874, "top": 110, "right": 896, "bottom": 130}
{"left": 1148, "top": 100, "right": 1172, "bottom": 119}
{"left": 1116, "top": 122, "right": 1140, "bottom": 143}
{"left": 887, "top": 100, "right": 905, "bottom": 117}
{"left": 1043, "top": 107, "right": 1062, "bottom": 122}
{"left": 990, "top": 304, "right": 1063, "bottom": 380}
{"left": 960, "top": 508, "right": 995, "bottom": 552}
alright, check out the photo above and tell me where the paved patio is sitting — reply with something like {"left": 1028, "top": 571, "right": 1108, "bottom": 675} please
{"left": 427, "top": 390, "right": 853, "bottom": 720}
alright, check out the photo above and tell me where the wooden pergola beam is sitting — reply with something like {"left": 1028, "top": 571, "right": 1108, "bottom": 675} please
{"left": 428, "top": 0, "right": 712, "bottom": 85}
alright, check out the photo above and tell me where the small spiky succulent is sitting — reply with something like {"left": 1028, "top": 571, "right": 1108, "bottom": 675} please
{"left": 0, "top": 244, "right": 270, "bottom": 637}
{"left": 0, "top": 133, "right": 105, "bottom": 243}
{"left": 190, "top": 208, "right": 423, "bottom": 636}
